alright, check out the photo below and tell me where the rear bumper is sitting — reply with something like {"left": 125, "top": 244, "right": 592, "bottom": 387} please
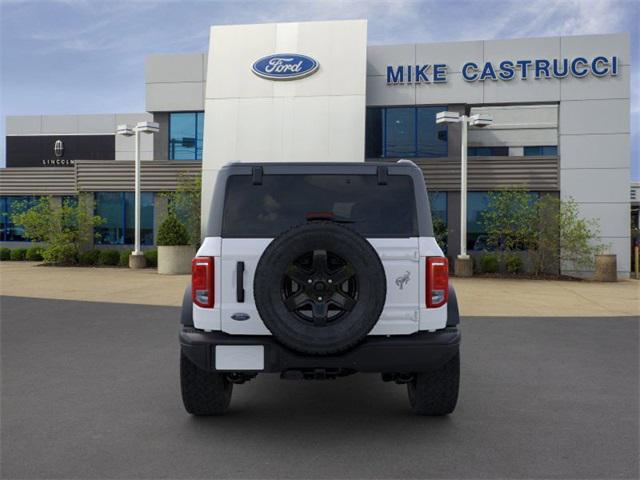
{"left": 180, "top": 327, "right": 460, "bottom": 374}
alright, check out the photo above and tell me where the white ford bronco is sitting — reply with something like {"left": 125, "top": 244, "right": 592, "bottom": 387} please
{"left": 180, "top": 161, "right": 460, "bottom": 416}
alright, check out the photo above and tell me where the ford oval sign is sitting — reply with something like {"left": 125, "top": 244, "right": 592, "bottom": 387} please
{"left": 252, "top": 53, "right": 319, "bottom": 80}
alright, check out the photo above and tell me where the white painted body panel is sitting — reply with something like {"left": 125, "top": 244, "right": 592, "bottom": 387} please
{"left": 193, "top": 235, "right": 448, "bottom": 334}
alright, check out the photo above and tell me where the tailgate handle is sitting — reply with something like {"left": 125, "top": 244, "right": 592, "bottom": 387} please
{"left": 236, "top": 261, "right": 245, "bottom": 303}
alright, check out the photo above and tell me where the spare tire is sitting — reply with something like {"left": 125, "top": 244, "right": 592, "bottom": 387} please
{"left": 254, "top": 221, "right": 386, "bottom": 355}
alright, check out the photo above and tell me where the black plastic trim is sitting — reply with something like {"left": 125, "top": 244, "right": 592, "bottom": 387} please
{"left": 236, "top": 261, "right": 245, "bottom": 303}
{"left": 180, "top": 327, "right": 460, "bottom": 374}
{"left": 447, "top": 282, "right": 460, "bottom": 327}
{"left": 377, "top": 166, "right": 388, "bottom": 185}
{"left": 252, "top": 166, "right": 263, "bottom": 185}
{"left": 180, "top": 285, "right": 193, "bottom": 327}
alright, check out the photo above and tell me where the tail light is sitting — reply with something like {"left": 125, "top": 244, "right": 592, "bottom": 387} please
{"left": 426, "top": 256, "right": 448, "bottom": 308}
{"left": 192, "top": 257, "right": 214, "bottom": 308}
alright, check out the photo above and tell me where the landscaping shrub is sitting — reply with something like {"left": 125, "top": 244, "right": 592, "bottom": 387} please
{"left": 10, "top": 248, "right": 27, "bottom": 261}
{"left": 79, "top": 249, "right": 101, "bottom": 266}
{"left": 479, "top": 254, "right": 499, "bottom": 273}
{"left": 99, "top": 249, "right": 120, "bottom": 266}
{"left": 157, "top": 214, "right": 189, "bottom": 246}
{"left": 0, "top": 248, "right": 10, "bottom": 261}
{"left": 505, "top": 254, "right": 524, "bottom": 274}
{"left": 11, "top": 195, "right": 103, "bottom": 265}
{"left": 119, "top": 250, "right": 130, "bottom": 267}
{"left": 43, "top": 244, "right": 79, "bottom": 265}
{"left": 25, "top": 246, "right": 44, "bottom": 261}
{"left": 144, "top": 249, "right": 158, "bottom": 268}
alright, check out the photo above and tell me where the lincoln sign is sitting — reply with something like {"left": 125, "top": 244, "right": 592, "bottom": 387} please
{"left": 386, "top": 55, "right": 620, "bottom": 84}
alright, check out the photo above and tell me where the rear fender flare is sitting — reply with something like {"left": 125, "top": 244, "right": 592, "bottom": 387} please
{"left": 447, "top": 282, "right": 460, "bottom": 326}
{"left": 181, "top": 285, "right": 193, "bottom": 326}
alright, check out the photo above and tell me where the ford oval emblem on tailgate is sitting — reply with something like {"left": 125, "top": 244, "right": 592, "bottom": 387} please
{"left": 231, "top": 313, "right": 250, "bottom": 321}
{"left": 252, "top": 53, "right": 319, "bottom": 80}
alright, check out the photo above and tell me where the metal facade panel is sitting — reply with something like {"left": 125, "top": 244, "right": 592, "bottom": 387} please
{"left": 201, "top": 19, "right": 368, "bottom": 230}
{"left": 0, "top": 162, "right": 202, "bottom": 195}
{"left": 371, "top": 157, "right": 559, "bottom": 191}
{"left": 74, "top": 160, "right": 201, "bottom": 192}
{"left": 0, "top": 168, "right": 76, "bottom": 195}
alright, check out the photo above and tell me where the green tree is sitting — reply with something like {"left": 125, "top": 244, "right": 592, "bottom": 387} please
{"left": 480, "top": 190, "right": 604, "bottom": 276}
{"left": 164, "top": 173, "right": 201, "bottom": 247}
{"left": 480, "top": 188, "right": 537, "bottom": 252}
{"left": 11, "top": 196, "right": 104, "bottom": 265}
{"left": 432, "top": 216, "right": 448, "bottom": 254}
{"left": 531, "top": 195, "right": 605, "bottom": 274}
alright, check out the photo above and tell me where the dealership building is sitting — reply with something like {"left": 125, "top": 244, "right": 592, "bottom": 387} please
{"left": 0, "top": 20, "right": 632, "bottom": 277}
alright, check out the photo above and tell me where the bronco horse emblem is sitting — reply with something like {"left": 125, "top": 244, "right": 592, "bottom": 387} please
{"left": 395, "top": 271, "right": 411, "bottom": 290}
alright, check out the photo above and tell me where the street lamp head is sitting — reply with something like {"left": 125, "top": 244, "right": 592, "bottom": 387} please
{"left": 135, "top": 121, "right": 160, "bottom": 134}
{"left": 436, "top": 111, "right": 461, "bottom": 124}
{"left": 116, "top": 124, "right": 135, "bottom": 137}
{"left": 469, "top": 114, "right": 493, "bottom": 128}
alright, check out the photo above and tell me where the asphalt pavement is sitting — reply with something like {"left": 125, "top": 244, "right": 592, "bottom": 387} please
{"left": 1, "top": 296, "right": 638, "bottom": 479}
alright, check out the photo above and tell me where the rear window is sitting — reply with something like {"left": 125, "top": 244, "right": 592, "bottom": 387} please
{"left": 222, "top": 174, "right": 417, "bottom": 238}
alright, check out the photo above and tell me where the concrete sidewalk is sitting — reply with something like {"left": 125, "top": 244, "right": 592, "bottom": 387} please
{"left": 0, "top": 262, "right": 638, "bottom": 317}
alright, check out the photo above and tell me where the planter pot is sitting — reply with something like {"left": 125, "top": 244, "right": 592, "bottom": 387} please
{"left": 594, "top": 254, "right": 617, "bottom": 282}
{"left": 454, "top": 256, "right": 473, "bottom": 277}
{"left": 158, "top": 245, "right": 195, "bottom": 275}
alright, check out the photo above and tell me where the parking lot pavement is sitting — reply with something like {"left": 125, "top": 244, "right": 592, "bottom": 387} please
{"left": 1, "top": 296, "right": 638, "bottom": 479}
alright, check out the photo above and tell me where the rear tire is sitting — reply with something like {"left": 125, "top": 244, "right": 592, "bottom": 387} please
{"left": 180, "top": 351, "right": 232, "bottom": 416}
{"left": 407, "top": 352, "right": 459, "bottom": 416}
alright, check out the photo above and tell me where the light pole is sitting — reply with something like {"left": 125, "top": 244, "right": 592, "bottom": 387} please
{"left": 116, "top": 121, "right": 159, "bottom": 268}
{"left": 436, "top": 111, "right": 492, "bottom": 276}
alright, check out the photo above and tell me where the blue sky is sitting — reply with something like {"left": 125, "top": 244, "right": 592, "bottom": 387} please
{"left": 1, "top": 0, "right": 638, "bottom": 178}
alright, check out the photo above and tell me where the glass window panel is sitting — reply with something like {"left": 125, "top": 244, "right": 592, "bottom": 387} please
{"left": 524, "top": 146, "right": 542, "bottom": 156}
{"left": 385, "top": 108, "right": 416, "bottom": 157}
{"left": 491, "top": 146, "right": 509, "bottom": 156}
{"left": 417, "top": 107, "right": 448, "bottom": 157}
{"left": 196, "top": 112, "right": 205, "bottom": 160}
{"left": 0, "top": 198, "right": 6, "bottom": 241}
{"left": 95, "top": 192, "right": 124, "bottom": 245}
{"left": 222, "top": 174, "right": 417, "bottom": 238}
{"left": 428, "top": 191, "right": 447, "bottom": 224}
{"left": 124, "top": 192, "right": 154, "bottom": 245}
{"left": 467, "top": 192, "right": 490, "bottom": 252}
{"left": 169, "top": 113, "right": 197, "bottom": 160}
{"left": 96, "top": 192, "right": 154, "bottom": 245}
{"left": 6, "top": 196, "right": 37, "bottom": 242}
{"left": 524, "top": 146, "right": 558, "bottom": 156}
{"left": 365, "top": 108, "right": 383, "bottom": 158}
{"left": 541, "top": 146, "right": 558, "bottom": 156}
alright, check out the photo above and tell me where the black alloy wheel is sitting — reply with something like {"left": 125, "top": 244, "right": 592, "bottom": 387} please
{"left": 282, "top": 249, "right": 358, "bottom": 326}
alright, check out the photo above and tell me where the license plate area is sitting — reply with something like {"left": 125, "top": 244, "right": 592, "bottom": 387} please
{"left": 215, "top": 345, "right": 264, "bottom": 371}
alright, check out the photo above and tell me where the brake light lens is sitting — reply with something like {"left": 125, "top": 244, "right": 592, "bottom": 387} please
{"left": 426, "top": 257, "right": 449, "bottom": 308}
{"left": 192, "top": 257, "right": 214, "bottom": 308}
